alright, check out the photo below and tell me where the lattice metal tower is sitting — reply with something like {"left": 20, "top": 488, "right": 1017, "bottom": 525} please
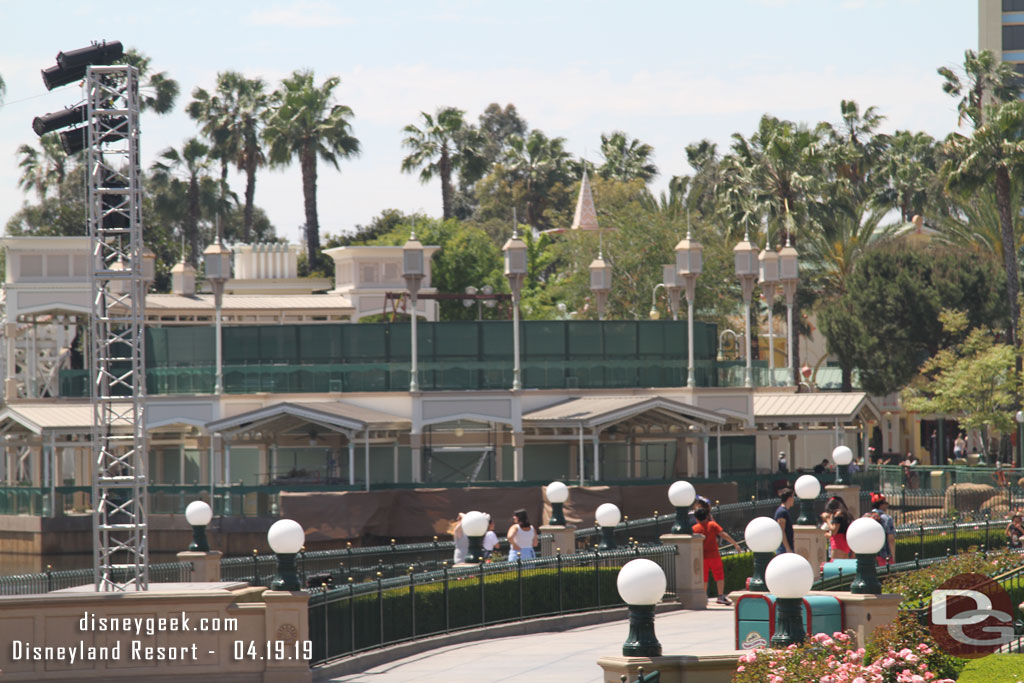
{"left": 86, "top": 65, "right": 149, "bottom": 591}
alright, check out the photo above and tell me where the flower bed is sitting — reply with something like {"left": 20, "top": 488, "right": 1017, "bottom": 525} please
{"left": 881, "top": 548, "right": 1024, "bottom": 607}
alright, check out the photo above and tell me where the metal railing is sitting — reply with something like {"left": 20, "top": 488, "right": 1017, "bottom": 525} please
{"left": 0, "top": 561, "right": 193, "bottom": 596}
{"left": 306, "top": 544, "right": 676, "bottom": 666}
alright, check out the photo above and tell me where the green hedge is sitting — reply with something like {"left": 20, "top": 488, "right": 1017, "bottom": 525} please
{"left": 311, "top": 564, "right": 623, "bottom": 660}
{"left": 706, "top": 552, "right": 753, "bottom": 597}
{"left": 894, "top": 525, "right": 1006, "bottom": 563}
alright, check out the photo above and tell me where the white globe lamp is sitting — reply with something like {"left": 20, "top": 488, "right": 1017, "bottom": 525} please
{"left": 461, "top": 510, "right": 489, "bottom": 563}
{"left": 765, "top": 553, "right": 813, "bottom": 647}
{"left": 847, "top": 517, "right": 885, "bottom": 594}
{"left": 794, "top": 474, "right": 821, "bottom": 525}
{"left": 546, "top": 481, "right": 569, "bottom": 526}
{"left": 616, "top": 559, "right": 667, "bottom": 656}
{"left": 832, "top": 445, "right": 854, "bottom": 484}
{"left": 595, "top": 503, "right": 621, "bottom": 550}
{"left": 267, "top": 519, "right": 305, "bottom": 591}
{"left": 667, "top": 481, "right": 696, "bottom": 534}
{"left": 744, "top": 516, "right": 783, "bottom": 592}
{"left": 185, "top": 500, "right": 213, "bottom": 552}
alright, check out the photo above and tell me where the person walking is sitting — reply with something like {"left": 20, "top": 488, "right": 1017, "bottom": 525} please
{"left": 774, "top": 487, "right": 795, "bottom": 554}
{"left": 870, "top": 493, "right": 896, "bottom": 566}
{"left": 482, "top": 514, "right": 500, "bottom": 559}
{"left": 953, "top": 432, "right": 966, "bottom": 461}
{"left": 825, "top": 497, "right": 854, "bottom": 560}
{"left": 691, "top": 506, "right": 742, "bottom": 605}
{"left": 507, "top": 508, "right": 538, "bottom": 561}
{"left": 450, "top": 512, "right": 469, "bottom": 564}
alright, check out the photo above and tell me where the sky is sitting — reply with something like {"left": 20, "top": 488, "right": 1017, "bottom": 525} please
{"left": 0, "top": 0, "right": 978, "bottom": 246}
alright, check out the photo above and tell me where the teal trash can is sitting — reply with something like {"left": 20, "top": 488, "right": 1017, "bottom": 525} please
{"left": 821, "top": 559, "right": 858, "bottom": 582}
{"left": 735, "top": 594, "right": 844, "bottom": 649}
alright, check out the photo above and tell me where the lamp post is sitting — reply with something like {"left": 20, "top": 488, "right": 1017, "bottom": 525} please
{"left": 734, "top": 230, "right": 759, "bottom": 388}
{"left": 758, "top": 244, "right": 779, "bottom": 384}
{"left": 589, "top": 251, "right": 612, "bottom": 320}
{"left": 675, "top": 227, "right": 702, "bottom": 388}
{"left": 832, "top": 445, "right": 853, "bottom": 485}
{"left": 142, "top": 246, "right": 156, "bottom": 291}
{"left": 546, "top": 481, "right": 569, "bottom": 526}
{"left": 503, "top": 218, "right": 527, "bottom": 391}
{"left": 779, "top": 209, "right": 799, "bottom": 386}
{"left": 185, "top": 500, "right": 213, "bottom": 552}
{"left": 596, "top": 502, "right": 621, "bottom": 550}
{"left": 1016, "top": 410, "right": 1023, "bottom": 468}
{"left": 847, "top": 517, "right": 885, "bottom": 594}
{"left": 461, "top": 510, "right": 489, "bottom": 563}
{"left": 648, "top": 283, "right": 666, "bottom": 320}
{"left": 267, "top": 518, "right": 305, "bottom": 591}
{"left": 662, "top": 264, "right": 682, "bottom": 321}
{"left": 794, "top": 474, "right": 821, "bottom": 526}
{"left": 203, "top": 236, "right": 231, "bottom": 395}
{"left": 461, "top": 285, "right": 497, "bottom": 320}
{"left": 616, "top": 558, "right": 667, "bottom": 657}
{"left": 765, "top": 553, "right": 814, "bottom": 647}
{"left": 745, "top": 516, "right": 783, "bottom": 591}
{"left": 668, "top": 480, "right": 696, "bottom": 534}
{"left": 403, "top": 231, "right": 425, "bottom": 392}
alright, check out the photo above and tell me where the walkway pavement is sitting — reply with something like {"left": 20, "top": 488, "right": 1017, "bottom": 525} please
{"left": 327, "top": 601, "right": 738, "bottom": 683}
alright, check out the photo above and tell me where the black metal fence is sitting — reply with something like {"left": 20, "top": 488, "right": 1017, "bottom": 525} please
{"left": 0, "top": 561, "right": 194, "bottom": 596}
{"left": 306, "top": 544, "right": 676, "bottom": 665}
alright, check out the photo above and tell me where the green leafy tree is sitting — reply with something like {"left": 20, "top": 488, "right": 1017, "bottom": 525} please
{"left": 16, "top": 134, "right": 69, "bottom": 201}
{"left": 938, "top": 49, "right": 1021, "bottom": 129}
{"left": 477, "top": 103, "right": 527, "bottom": 168}
{"left": 150, "top": 138, "right": 221, "bottom": 265}
{"left": 401, "top": 107, "right": 484, "bottom": 220}
{"left": 903, "top": 310, "right": 1015, "bottom": 458}
{"left": 119, "top": 49, "right": 179, "bottom": 114}
{"left": 944, "top": 100, "right": 1024, "bottom": 350}
{"left": 597, "top": 131, "right": 658, "bottom": 183}
{"left": 817, "top": 246, "right": 1006, "bottom": 396}
{"left": 188, "top": 71, "right": 269, "bottom": 242}
{"left": 263, "top": 70, "right": 360, "bottom": 267}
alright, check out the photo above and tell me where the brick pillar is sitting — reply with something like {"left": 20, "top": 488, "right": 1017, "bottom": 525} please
{"left": 177, "top": 550, "right": 223, "bottom": 582}
{"left": 539, "top": 525, "right": 576, "bottom": 556}
{"left": 262, "top": 590, "right": 312, "bottom": 682}
{"left": 793, "top": 527, "right": 827, "bottom": 579}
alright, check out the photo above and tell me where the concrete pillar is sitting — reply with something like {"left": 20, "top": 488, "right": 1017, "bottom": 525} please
{"left": 5, "top": 322, "right": 18, "bottom": 401}
{"left": 825, "top": 483, "right": 862, "bottom": 517}
{"left": 177, "top": 550, "right": 223, "bottom": 582}
{"left": 539, "top": 525, "right": 576, "bottom": 556}
{"left": 788, "top": 433, "right": 797, "bottom": 470}
{"left": 513, "top": 431, "right": 524, "bottom": 482}
{"left": 835, "top": 593, "right": 903, "bottom": 648}
{"left": 793, "top": 526, "right": 828, "bottom": 579}
{"left": 262, "top": 590, "right": 312, "bottom": 683}
{"left": 660, "top": 534, "right": 706, "bottom": 610}
{"left": 592, "top": 430, "right": 600, "bottom": 481}
{"left": 410, "top": 432, "right": 422, "bottom": 483}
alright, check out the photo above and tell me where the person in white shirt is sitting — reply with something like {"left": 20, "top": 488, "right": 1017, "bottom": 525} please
{"left": 507, "top": 508, "right": 538, "bottom": 561}
{"left": 482, "top": 515, "right": 500, "bottom": 559}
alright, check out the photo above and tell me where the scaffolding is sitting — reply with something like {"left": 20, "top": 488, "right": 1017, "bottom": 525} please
{"left": 86, "top": 65, "right": 149, "bottom": 591}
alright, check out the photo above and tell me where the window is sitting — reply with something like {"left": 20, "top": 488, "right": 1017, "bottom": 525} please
{"left": 382, "top": 261, "right": 399, "bottom": 283}
{"left": 1004, "top": 24, "right": 1024, "bottom": 51}
{"left": 359, "top": 262, "right": 378, "bottom": 284}
{"left": 1004, "top": 0, "right": 1024, "bottom": 12}
{"left": 47, "top": 254, "right": 69, "bottom": 277}
{"left": 20, "top": 254, "right": 42, "bottom": 278}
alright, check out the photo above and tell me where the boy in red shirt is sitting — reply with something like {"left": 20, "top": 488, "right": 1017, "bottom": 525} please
{"left": 692, "top": 507, "right": 742, "bottom": 605}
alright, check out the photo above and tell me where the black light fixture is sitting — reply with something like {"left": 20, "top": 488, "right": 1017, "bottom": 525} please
{"left": 41, "top": 40, "right": 124, "bottom": 91}
{"left": 32, "top": 104, "right": 89, "bottom": 136}
{"left": 59, "top": 120, "right": 126, "bottom": 156}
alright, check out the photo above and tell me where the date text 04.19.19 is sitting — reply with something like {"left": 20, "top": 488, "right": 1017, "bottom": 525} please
{"left": 233, "top": 640, "right": 313, "bottom": 661}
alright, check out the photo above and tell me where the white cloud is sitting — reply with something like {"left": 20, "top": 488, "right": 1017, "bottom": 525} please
{"left": 246, "top": 1, "right": 354, "bottom": 28}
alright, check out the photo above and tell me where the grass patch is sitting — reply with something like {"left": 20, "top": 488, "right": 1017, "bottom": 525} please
{"left": 957, "top": 653, "right": 1024, "bottom": 682}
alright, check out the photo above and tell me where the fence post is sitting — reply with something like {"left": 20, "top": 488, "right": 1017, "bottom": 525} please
{"left": 377, "top": 571, "right": 384, "bottom": 647}
{"left": 594, "top": 550, "right": 600, "bottom": 607}
{"left": 478, "top": 562, "right": 486, "bottom": 626}
{"left": 901, "top": 485, "right": 906, "bottom": 526}
{"left": 409, "top": 567, "right": 416, "bottom": 640}
{"left": 953, "top": 522, "right": 958, "bottom": 554}
{"left": 252, "top": 549, "right": 259, "bottom": 586}
{"left": 321, "top": 580, "right": 329, "bottom": 660}
{"left": 985, "top": 516, "right": 990, "bottom": 555}
{"left": 45, "top": 564, "right": 52, "bottom": 593}
{"left": 518, "top": 558, "right": 524, "bottom": 619}
{"left": 918, "top": 524, "right": 924, "bottom": 561}
{"left": 348, "top": 577, "right": 356, "bottom": 655}
{"left": 443, "top": 564, "right": 450, "bottom": 634}
{"left": 915, "top": 552, "right": 920, "bottom": 570}
{"left": 557, "top": 550, "right": 564, "bottom": 614}
{"left": 653, "top": 510, "right": 659, "bottom": 539}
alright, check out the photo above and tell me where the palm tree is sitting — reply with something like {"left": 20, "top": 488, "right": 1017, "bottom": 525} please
{"left": 188, "top": 72, "right": 269, "bottom": 242}
{"left": 944, "top": 100, "right": 1024, "bottom": 350}
{"left": 150, "top": 138, "right": 216, "bottom": 266}
{"left": 17, "top": 134, "right": 69, "bottom": 201}
{"left": 503, "top": 129, "right": 575, "bottom": 228}
{"left": 874, "top": 131, "right": 940, "bottom": 223}
{"left": 263, "top": 70, "right": 359, "bottom": 266}
{"left": 119, "top": 49, "right": 179, "bottom": 114}
{"left": 597, "top": 131, "right": 658, "bottom": 183}
{"left": 401, "top": 107, "right": 483, "bottom": 220}
{"left": 938, "top": 49, "right": 1021, "bottom": 129}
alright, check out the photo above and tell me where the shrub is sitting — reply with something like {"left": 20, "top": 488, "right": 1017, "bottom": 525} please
{"left": 866, "top": 611, "right": 965, "bottom": 681}
{"left": 881, "top": 548, "right": 1024, "bottom": 607}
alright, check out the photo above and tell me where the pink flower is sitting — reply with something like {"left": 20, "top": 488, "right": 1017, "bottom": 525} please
{"left": 898, "top": 648, "right": 913, "bottom": 658}
{"left": 736, "top": 665, "right": 745, "bottom": 672}
{"left": 882, "top": 658, "right": 896, "bottom": 669}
